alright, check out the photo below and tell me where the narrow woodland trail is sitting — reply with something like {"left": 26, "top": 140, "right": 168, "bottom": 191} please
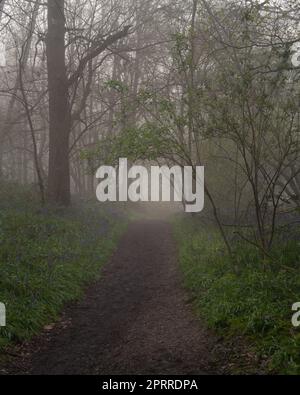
{"left": 16, "top": 221, "right": 222, "bottom": 374}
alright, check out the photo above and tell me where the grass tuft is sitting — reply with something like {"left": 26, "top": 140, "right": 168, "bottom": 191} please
{"left": 174, "top": 217, "right": 300, "bottom": 375}
{"left": 0, "top": 184, "right": 127, "bottom": 350}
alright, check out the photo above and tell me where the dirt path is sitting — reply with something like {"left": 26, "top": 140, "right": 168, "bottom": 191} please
{"left": 7, "top": 220, "right": 223, "bottom": 375}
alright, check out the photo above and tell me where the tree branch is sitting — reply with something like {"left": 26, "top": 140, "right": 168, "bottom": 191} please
{"left": 67, "top": 25, "right": 132, "bottom": 87}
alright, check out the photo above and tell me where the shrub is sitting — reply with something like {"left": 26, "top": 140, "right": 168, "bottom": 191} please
{"left": 174, "top": 218, "right": 300, "bottom": 374}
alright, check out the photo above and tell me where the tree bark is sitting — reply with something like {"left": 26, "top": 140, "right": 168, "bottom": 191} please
{"left": 46, "top": 0, "right": 131, "bottom": 205}
{"left": 0, "top": 0, "right": 6, "bottom": 20}
{"left": 46, "top": 0, "right": 71, "bottom": 205}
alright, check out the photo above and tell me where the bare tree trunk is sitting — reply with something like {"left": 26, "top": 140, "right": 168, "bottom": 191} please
{"left": 0, "top": 0, "right": 5, "bottom": 178}
{"left": 46, "top": 0, "right": 71, "bottom": 206}
{"left": 0, "top": 0, "right": 40, "bottom": 180}
{"left": 46, "top": 1, "right": 130, "bottom": 205}
{"left": 19, "top": 57, "right": 46, "bottom": 205}
{"left": 0, "top": 0, "right": 6, "bottom": 20}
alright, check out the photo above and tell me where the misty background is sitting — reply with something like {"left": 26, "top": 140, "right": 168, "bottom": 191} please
{"left": 0, "top": 0, "right": 300, "bottom": 375}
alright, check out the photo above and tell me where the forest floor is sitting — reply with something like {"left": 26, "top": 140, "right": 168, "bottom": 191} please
{"left": 0, "top": 219, "right": 242, "bottom": 375}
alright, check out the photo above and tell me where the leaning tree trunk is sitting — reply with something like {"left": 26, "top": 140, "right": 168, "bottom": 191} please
{"left": 46, "top": 0, "right": 71, "bottom": 206}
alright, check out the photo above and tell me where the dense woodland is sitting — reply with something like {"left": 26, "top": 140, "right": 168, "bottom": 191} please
{"left": 0, "top": 0, "right": 300, "bottom": 249}
{"left": 0, "top": 0, "right": 300, "bottom": 375}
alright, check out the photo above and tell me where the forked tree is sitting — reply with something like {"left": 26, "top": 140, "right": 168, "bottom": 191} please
{"left": 46, "top": 0, "right": 131, "bottom": 205}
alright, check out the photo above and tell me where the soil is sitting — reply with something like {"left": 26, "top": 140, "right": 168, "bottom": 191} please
{"left": 0, "top": 220, "right": 262, "bottom": 375}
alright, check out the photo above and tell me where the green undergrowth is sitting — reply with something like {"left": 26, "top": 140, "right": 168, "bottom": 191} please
{"left": 0, "top": 183, "right": 127, "bottom": 351}
{"left": 174, "top": 217, "right": 300, "bottom": 374}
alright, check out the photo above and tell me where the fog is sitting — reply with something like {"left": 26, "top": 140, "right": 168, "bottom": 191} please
{"left": 0, "top": 0, "right": 300, "bottom": 375}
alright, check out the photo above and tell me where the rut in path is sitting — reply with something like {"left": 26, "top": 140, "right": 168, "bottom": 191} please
{"left": 29, "top": 220, "right": 218, "bottom": 375}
